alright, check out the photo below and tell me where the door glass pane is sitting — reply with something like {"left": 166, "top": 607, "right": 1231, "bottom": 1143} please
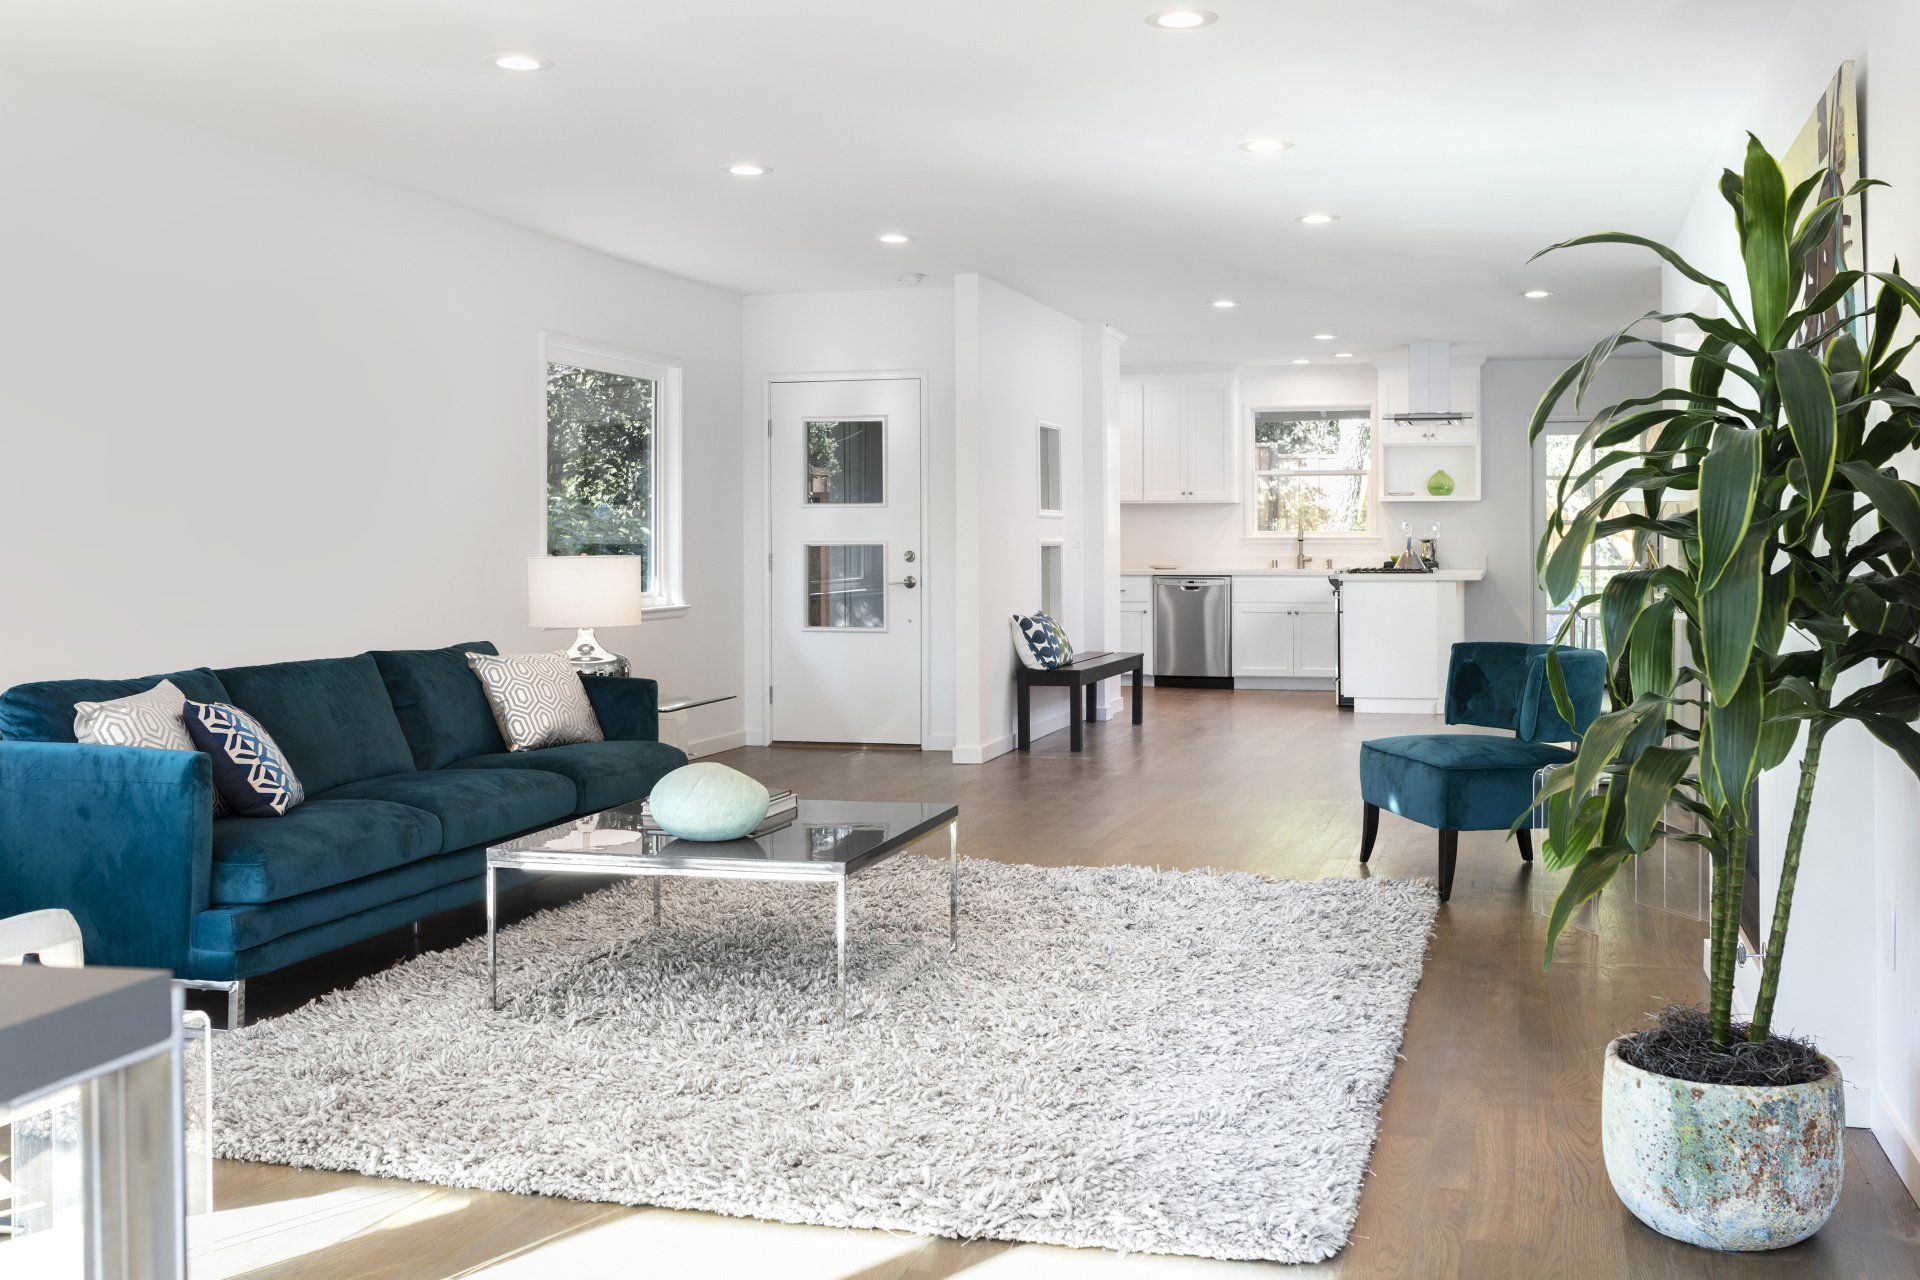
{"left": 806, "top": 420, "right": 885, "bottom": 504}
{"left": 805, "top": 544, "right": 886, "bottom": 629}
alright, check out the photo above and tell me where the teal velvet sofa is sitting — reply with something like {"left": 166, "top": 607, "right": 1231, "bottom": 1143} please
{"left": 1358, "top": 642, "right": 1604, "bottom": 901}
{"left": 0, "top": 641, "right": 686, "bottom": 1024}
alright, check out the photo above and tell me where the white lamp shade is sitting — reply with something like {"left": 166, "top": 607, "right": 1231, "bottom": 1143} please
{"left": 527, "top": 556, "right": 645, "bottom": 629}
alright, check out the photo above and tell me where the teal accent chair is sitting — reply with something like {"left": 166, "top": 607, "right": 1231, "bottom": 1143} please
{"left": 1359, "top": 642, "right": 1605, "bottom": 901}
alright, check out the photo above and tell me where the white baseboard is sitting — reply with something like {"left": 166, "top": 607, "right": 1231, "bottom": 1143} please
{"left": 688, "top": 729, "right": 748, "bottom": 758}
{"left": 1353, "top": 697, "right": 1441, "bottom": 714}
{"left": 1231, "top": 677, "right": 1337, "bottom": 692}
{"left": 923, "top": 732, "right": 956, "bottom": 751}
{"left": 1872, "top": 1086, "right": 1920, "bottom": 1206}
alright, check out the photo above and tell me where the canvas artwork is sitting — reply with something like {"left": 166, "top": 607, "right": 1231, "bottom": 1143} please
{"left": 1782, "top": 61, "right": 1864, "bottom": 347}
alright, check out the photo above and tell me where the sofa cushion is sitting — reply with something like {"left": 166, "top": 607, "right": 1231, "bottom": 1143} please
{"left": 449, "top": 739, "right": 688, "bottom": 813}
{"left": 318, "top": 768, "right": 575, "bottom": 852}
{"left": 210, "top": 797, "right": 443, "bottom": 904}
{"left": 1360, "top": 733, "right": 1575, "bottom": 833}
{"left": 214, "top": 655, "right": 417, "bottom": 795}
{"left": 194, "top": 856, "right": 444, "bottom": 953}
{"left": 183, "top": 700, "right": 307, "bottom": 817}
{"left": 369, "top": 641, "right": 507, "bottom": 771}
{"left": 0, "top": 667, "right": 231, "bottom": 743}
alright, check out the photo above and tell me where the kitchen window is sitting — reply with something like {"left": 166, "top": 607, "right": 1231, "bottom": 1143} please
{"left": 1536, "top": 429, "right": 1632, "bottom": 646}
{"left": 1248, "top": 409, "right": 1373, "bottom": 537}
{"left": 543, "top": 335, "right": 684, "bottom": 612}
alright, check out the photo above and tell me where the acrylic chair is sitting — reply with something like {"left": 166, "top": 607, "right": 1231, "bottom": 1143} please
{"left": 1358, "top": 642, "right": 1606, "bottom": 901}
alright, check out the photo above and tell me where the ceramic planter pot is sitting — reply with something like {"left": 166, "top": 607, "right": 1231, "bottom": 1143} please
{"left": 1601, "top": 1038, "right": 1844, "bottom": 1250}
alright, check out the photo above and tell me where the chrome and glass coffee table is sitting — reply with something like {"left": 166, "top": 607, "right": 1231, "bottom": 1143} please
{"left": 484, "top": 799, "right": 959, "bottom": 1015}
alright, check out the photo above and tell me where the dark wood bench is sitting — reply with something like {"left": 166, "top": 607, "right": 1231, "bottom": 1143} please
{"left": 1015, "top": 652, "right": 1145, "bottom": 752}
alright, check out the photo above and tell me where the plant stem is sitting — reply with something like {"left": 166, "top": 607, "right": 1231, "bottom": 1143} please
{"left": 1706, "top": 846, "right": 1736, "bottom": 1047}
{"left": 1749, "top": 718, "right": 1831, "bottom": 1042}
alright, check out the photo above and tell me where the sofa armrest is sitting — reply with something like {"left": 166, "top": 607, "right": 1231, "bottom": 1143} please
{"left": 0, "top": 742, "right": 214, "bottom": 972}
{"left": 581, "top": 676, "right": 660, "bottom": 743}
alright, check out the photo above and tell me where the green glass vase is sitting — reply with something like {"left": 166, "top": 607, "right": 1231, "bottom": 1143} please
{"left": 1426, "top": 469, "right": 1455, "bottom": 497}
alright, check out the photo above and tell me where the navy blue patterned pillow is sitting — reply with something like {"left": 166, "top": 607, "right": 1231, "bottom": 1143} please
{"left": 1010, "top": 612, "right": 1068, "bottom": 670}
{"left": 181, "top": 700, "right": 306, "bottom": 817}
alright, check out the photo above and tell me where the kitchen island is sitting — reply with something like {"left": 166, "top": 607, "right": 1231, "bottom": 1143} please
{"left": 1331, "top": 566, "right": 1486, "bottom": 713}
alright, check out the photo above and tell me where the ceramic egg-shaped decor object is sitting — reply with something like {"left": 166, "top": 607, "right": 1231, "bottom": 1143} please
{"left": 646, "top": 763, "right": 771, "bottom": 840}
{"left": 1426, "top": 469, "right": 1455, "bottom": 497}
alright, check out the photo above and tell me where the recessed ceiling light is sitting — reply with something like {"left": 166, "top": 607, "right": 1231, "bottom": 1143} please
{"left": 1292, "top": 358, "right": 1310, "bottom": 365}
{"left": 1334, "top": 352, "right": 1355, "bottom": 359}
{"left": 726, "top": 163, "right": 771, "bottom": 177}
{"left": 1298, "top": 213, "right": 1338, "bottom": 225}
{"left": 492, "top": 54, "right": 550, "bottom": 72}
{"left": 1522, "top": 289, "right": 1554, "bottom": 299}
{"left": 1211, "top": 299, "right": 1237, "bottom": 309}
{"left": 877, "top": 232, "right": 912, "bottom": 244}
{"left": 1145, "top": 7, "right": 1217, "bottom": 29}
{"left": 1238, "top": 138, "right": 1293, "bottom": 154}
{"left": 1313, "top": 333, "right": 1336, "bottom": 341}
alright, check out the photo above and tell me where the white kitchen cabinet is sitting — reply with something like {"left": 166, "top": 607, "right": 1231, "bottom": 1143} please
{"left": 1230, "top": 601, "right": 1336, "bottom": 679}
{"left": 1123, "top": 377, "right": 1235, "bottom": 503}
{"left": 1294, "top": 604, "right": 1338, "bottom": 678}
{"left": 1118, "top": 575, "right": 1153, "bottom": 674}
{"left": 1115, "top": 381, "right": 1144, "bottom": 502}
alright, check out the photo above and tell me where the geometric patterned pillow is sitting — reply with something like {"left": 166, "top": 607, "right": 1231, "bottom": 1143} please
{"left": 1010, "top": 612, "right": 1070, "bottom": 670}
{"left": 464, "top": 652, "right": 605, "bottom": 752}
{"left": 180, "top": 700, "right": 306, "bottom": 817}
{"left": 74, "top": 679, "right": 230, "bottom": 816}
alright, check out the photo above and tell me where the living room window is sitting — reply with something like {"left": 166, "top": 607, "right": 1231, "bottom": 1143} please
{"left": 543, "top": 335, "right": 683, "bottom": 611}
{"left": 1247, "top": 409, "right": 1373, "bottom": 538}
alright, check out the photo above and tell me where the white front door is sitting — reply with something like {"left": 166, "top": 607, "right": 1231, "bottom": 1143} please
{"left": 769, "top": 378, "right": 923, "bottom": 745}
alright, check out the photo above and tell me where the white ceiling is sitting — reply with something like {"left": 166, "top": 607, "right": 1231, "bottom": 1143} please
{"left": 5, "top": 0, "right": 1797, "bottom": 363}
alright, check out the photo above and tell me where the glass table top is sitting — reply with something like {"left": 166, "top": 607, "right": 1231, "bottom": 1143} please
{"left": 489, "top": 799, "right": 958, "bottom": 878}
{"left": 657, "top": 693, "right": 737, "bottom": 713}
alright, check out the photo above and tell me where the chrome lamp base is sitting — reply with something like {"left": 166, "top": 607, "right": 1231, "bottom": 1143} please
{"left": 561, "top": 627, "right": 628, "bottom": 678}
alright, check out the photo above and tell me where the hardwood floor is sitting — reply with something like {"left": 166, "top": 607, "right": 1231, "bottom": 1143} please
{"left": 204, "top": 688, "right": 1920, "bottom": 1279}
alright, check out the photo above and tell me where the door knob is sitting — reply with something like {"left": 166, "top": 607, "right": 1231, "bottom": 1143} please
{"left": 903, "top": 550, "right": 917, "bottom": 563}
{"left": 890, "top": 575, "right": 918, "bottom": 589}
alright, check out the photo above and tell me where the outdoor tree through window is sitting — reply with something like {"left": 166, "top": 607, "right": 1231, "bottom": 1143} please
{"left": 1251, "top": 411, "right": 1372, "bottom": 536}
{"left": 546, "top": 361, "right": 657, "bottom": 591}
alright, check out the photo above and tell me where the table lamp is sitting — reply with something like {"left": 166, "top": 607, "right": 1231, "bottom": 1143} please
{"left": 527, "top": 555, "right": 644, "bottom": 676}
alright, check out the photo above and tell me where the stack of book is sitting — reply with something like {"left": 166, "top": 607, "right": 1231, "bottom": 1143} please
{"left": 637, "top": 789, "right": 798, "bottom": 837}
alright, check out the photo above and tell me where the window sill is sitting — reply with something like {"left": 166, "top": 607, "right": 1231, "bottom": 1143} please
{"left": 643, "top": 602, "right": 688, "bottom": 619}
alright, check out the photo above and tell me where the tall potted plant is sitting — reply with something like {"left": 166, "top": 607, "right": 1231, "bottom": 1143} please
{"left": 1531, "top": 135, "right": 1920, "bottom": 1250}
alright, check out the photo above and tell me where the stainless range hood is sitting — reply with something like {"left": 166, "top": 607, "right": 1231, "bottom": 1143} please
{"left": 1388, "top": 341, "right": 1473, "bottom": 426}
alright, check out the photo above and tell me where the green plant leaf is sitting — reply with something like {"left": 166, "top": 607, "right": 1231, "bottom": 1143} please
{"left": 1527, "top": 356, "right": 1584, "bottom": 443}
{"left": 1700, "top": 529, "right": 1766, "bottom": 705}
{"left": 1544, "top": 844, "right": 1631, "bottom": 966}
{"left": 1697, "top": 426, "right": 1760, "bottom": 587}
{"left": 1600, "top": 570, "right": 1654, "bottom": 671}
{"left": 1532, "top": 233, "right": 1740, "bottom": 327}
{"left": 1571, "top": 696, "right": 1665, "bottom": 804}
{"left": 1546, "top": 645, "right": 1577, "bottom": 730}
{"left": 1706, "top": 671, "right": 1763, "bottom": 822}
{"left": 1776, "top": 347, "right": 1838, "bottom": 535}
{"left": 1623, "top": 746, "right": 1693, "bottom": 852}
{"left": 1543, "top": 506, "right": 1600, "bottom": 605}
{"left": 1628, "top": 595, "right": 1678, "bottom": 700}
{"left": 1757, "top": 691, "right": 1804, "bottom": 772}
{"left": 1740, "top": 135, "right": 1791, "bottom": 344}
{"left": 1839, "top": 461, "right": 1920, "bottom": 553}
{"left": 1861, "top": 715, "right": 1920, "bottom": 781}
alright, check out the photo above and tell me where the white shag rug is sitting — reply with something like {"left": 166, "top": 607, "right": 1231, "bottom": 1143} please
{"left": 212, "top": 858, "right": 1437, "bottom": 1264}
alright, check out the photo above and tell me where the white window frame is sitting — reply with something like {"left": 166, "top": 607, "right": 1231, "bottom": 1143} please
{"left": 1243, "top": 404, "right": 1377, "bottom": 541}
{"left": 1039, "top": 539, "right": 1065, "bottom": 620}
{"left": 1037, "top": 420, "right": 1065, "bottom": 518}
{"left": 541, "top": 332, "right": 685, "bottom": 615}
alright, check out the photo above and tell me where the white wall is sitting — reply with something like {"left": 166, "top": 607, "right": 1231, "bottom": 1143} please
{"left": 1117, "top": 358, "right": 1658, "bottom": 643}
{"left": 0, "top": 76, "right": 747, "bottom": 751}
{"left": 954, "top": 276, "right": 1089, "bottom": 763}
{"left": 1083, "top": 324, "right": 1128, "bottom": 717}
{"left": 739, "top": 287, "right": 956, "bottom": 748}
{"left": 1660, "top": 0, "right": 1920, "bottom": 1190}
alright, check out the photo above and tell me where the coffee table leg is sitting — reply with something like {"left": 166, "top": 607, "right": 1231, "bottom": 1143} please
{"left": 949, "top": 821, "right": 959, "bottom": 952}
{"left": 835, "top": 876, "right": 848, "bottom": 1019}
{"left": 486, "top": 863, "right": 499, "bottom": 1011}
{"left": 652, "top": 877, "right": 662, "bottom": 927}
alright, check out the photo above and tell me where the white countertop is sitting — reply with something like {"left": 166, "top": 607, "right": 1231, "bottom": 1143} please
{"left": 1123, "top": 564, "right": 1485, "bottom": 582}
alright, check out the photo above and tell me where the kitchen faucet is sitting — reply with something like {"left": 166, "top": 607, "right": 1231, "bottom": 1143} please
{"left": 1295, "top": 520, "right": 1309, "bottom": 570}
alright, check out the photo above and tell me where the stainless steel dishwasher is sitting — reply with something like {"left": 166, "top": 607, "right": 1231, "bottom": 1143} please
{"left": 1152, "top": 576, "right": 1232, "bottom": 687}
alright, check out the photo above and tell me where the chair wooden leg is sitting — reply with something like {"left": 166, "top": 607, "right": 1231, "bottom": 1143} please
{"left": 1437, "top": 830, "right": 1458, "bottom": 902}
{"left": 1516, "top": 828, "right": 1534, "bottom": 863}
{"left": 1359, "top": 802, "right": 1380, "bottom": 864}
